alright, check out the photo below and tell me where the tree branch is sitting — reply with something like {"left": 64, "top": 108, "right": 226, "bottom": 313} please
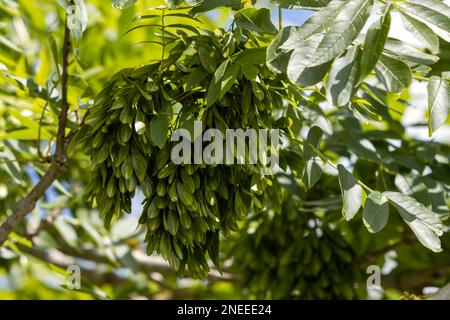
{"left": 382, "top": 264, "right": 450, "bottom": 293}
{"left": 359, "top": 231, "right": 416, "bottom": 265}
{"left": 20, "top": 246, "right": 126, "bottom": 287}
{"left": 0, "top": 13, "right": 72, "bottom": 247}
{"left": 55, "top": 10, "right": 71, "bottom": 162}
{"left": 16, "top": 243, "right": 236, "bottom": 299}
{"left": 430, "top": 283, "right": 450, "bottom": 300}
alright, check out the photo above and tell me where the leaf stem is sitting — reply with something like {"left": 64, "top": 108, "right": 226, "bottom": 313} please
{"left": 159, "top": 9, "right": 166, "bottom": 76}
{"left": 278, "top": 7, "right": 283, "bottom": 31}
{"left": 414, "top": 75, "right": 429, "bottom": 82}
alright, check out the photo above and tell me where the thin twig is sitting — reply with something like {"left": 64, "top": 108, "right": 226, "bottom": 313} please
{"left": 37, "top": 77, "right": 61, "bottom": 161}
{"left": 55, "top": 13, "right": 72, "bottom": 163}
{"left": 278, "top": 7, "right": 283, "bottom": 31}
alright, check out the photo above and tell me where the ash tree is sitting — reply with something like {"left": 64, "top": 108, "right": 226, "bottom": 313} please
{"left": 0, "top": 0, "right": 449, "bottom": 299}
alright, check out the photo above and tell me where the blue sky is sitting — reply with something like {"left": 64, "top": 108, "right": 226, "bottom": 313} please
{"left": 209, "top": 5, "right": 313, "bottom": 30}
{"left": 272, "top": 8, "right": 312, "bottom": 26}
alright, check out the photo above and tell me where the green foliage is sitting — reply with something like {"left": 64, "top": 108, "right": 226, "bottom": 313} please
{"left": 77, "top": 18, "right": 296, "bottom": 277}
{"left": 231, "top": 197, "right": 361, "bottom": 299}
{"left": 428, "top": 76, "right": 450, "bottom": 136}
{"left": 1, "top": 0, "right": 450, "bottom": 300}
{"left": 363, "top": 192, "right": 389, "bottom": 234}
{"left": 270, "top": 0, "right": 331, "bottom": 9}
{"left": 337, "top": 164, "right": 364, "bottom": 221}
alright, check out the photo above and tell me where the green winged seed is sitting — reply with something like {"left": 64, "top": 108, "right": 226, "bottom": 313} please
{"left": 179, "top": 213, "right": 192, "bottom": 229}
{"left": 106, "top": 178, "right": 116, "bottom": 198}
{"left": 156, "top": 196, "right": 168, "bottom": 209}
{"left": 177, "top": 181, "right": 194, "bottom": 206}
{"left": 119, "top": 106, "right": 134, "bottom": 124}
{"left": 92, "top": 131, "right": 105, "bottom": 149}
{"left": 166, "top": 211, "right": 180, "bottom": 236}
{"left": 157, "top": 164, "right": 176, "bottom": 179}
{"left": 235, "top": 192, "right": 247, "bottom": 217}
{"left": 185, "top": 165, "right": 195, "bottom": 175}
{"left": 115, "top": 146, "right": 129, "bottom": 167}
{"left": 147, "top": 200, "right": 159, "bottom": 219}
{"left": 156, "top": 147, "right": 171, "bottom": 170}
{"left": 125, "top": 174, "right": 137, "bottom": 192}
{"left": 119, "top": 178, "right": 127, "bottom": 194}
{"left": 169, "top": 183, "right": 178, "bottom": 202}
{"left": 119, "top": 124, "right": 132, "bottom": 144}
{"left": 160, "top": 232, "right": 172, "bottom": 258}
{"left": 121, "top": 157, "right": 133, "bottom": 180}
{"left": 141, "top": 177, "right": 154, "bottom": 197}
{"left": 157, "top": 180, "right": 167, "bottom": 197}
{"left": 172, "top": 240, "right": 184, "bottom": 260}
{"left": 181, "top": 169, "right": 195, "bottom": 193}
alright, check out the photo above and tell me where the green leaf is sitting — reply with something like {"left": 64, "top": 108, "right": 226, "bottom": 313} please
{"left": 268, "top": 1, "right": 350, "bottom": 76}
{"left": 359, "top": 5, "right": 391, "bottom": 82}
{"left": 177, "top": 181, "right": 194, "bottom": 206}
{"left": 384, "top": 191, "right": 444, "bottom": 253}
{"left": 68, "top": 0, "right": 88, "bottom": 40}
{"left": 150, "top": 114, "right": 169, "bottom": 148}
{"left": 309, "top": 0, "right": 372, "bottom": 66}
{"left": 198, "top": 45, "right": 217, "bottom": 73}
{"left": 164, "top": 12, "right": 202, "bottom": 23}
{"left": 53, "top": 217, "right": 79, "bottom": 248}
{"left": 363, "top": 192, "right": 389, "bottom": 233}
{"left": 235, "top": 48, "right": 267, "bottom": 65}
{"left": 397, "top": 0, "right": 450, "bottom": 42}
{"left": 166, "top": 23, "right": 200, "bottom": 35}
{"left": 326, "top": 45, "right": 361, "bottom": 106}
{"left": 375, "top": 55, "right": 412, "bottom": 93}
{"left": 301, "top": 126, "right": 323, "bottom": 189}
{"left": 395, "top": 174, "right": 449, "bottom": 218}
{"left": 235, "top": 191, "right": 247, "bottom": 217}
{"left": 5, "top": 109, "right": 52, "bottom": 140}
{"left": 121, "top": 157, "right": 134, "bottom": 180}
{"left": 206, "top": 60, "right": 228, "bottom": 106}
{"left": 56, "top": 0, "right": 70, "bottom": 9}
{"left": 400, "top": 12, "right": 439, "bottom": 55}
{"left": 271, "top": 0, "right": 331, "bottom": 9}
{"left": 282, "top": 0, "right": 350, "bottom": 47}
{"left": 112, "top": 0, "right": 137, "bottom": 9}
{"left": 131, "top": 148, "right": 147, "bottom": 183}
{"left": 267, "top": 26, "right": 298, "bottom": 74}
{"left": 427, "top": 76, "right": 449, "bottom": 136}
{"left": 234, "top": 8, "right": 277, "bottom": 34}
{"left": 166, "top": 211, "right": 180, "bottom": 236}
{"left": 2, "top": 128, "right": 51, "bottom": 141}
{"left": 186, "top": 68, "right": 208, "bottom": 90}
{"left": 337, "top": 165, "right": 364, "bottom": 221}
{"left": 287, "top": 0, "right": 373, "bottom": 84}
{"left": 442, "top": 72, "right": 450, "bottom": 81}
{"left": 383, "top": 39, "right": 439, "bottom": 65}
{"left": 241, "top": 64, "right": 258, "bottom": 80}
{"left": 287, "top": 34, "right": 331, "bottom": 86}
{"left": 190, "top": 0, "right": 243, "bottom": 14}
{"left": 206, "top": 60, "right": 239, "bottom": 107}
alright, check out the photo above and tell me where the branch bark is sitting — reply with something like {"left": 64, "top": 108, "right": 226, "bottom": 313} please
{"left": 0, "top": 13, "right": 72, "bottom": 247}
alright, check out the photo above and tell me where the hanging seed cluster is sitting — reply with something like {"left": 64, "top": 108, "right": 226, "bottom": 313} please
{"left": 231, "top": 198, "right": 361, "bottom": 299}
{"left": 72, "top": 29, "right": 295, "bottom": 278}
